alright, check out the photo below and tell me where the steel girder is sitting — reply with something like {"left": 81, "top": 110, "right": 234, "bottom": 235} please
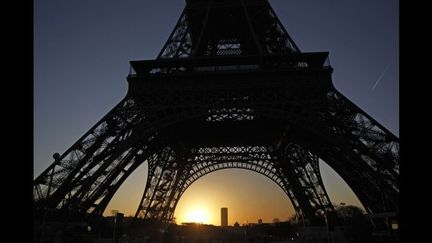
{"left": 34, "top": 62, "right": 398, "bottom": 221}
{"left": 127, "top": 52, "right": 398, "bottom": 214}
{"left": 158, "top": 0, "right": 299, "bottom": 59}
{"left": 34, "top": 55, "right": 398, "bottom": 224}
{"left": 134, "top": 144, "right": 333, "bottom": 225}
{"left": 33, "top": 98, "right": 160, "bottom": 215}
{"left": 33, "top": 0, "right": 398, "bottom": 227}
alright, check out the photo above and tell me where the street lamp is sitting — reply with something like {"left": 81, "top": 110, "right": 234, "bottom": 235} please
{"left": 339, "top": 202, "right": 346, "bottom": 225}
{"left": 112, "top": 210, "right": 119, "bottom": 243}
{"left": 325, "top": 211, "right": 330, "bottom": 243}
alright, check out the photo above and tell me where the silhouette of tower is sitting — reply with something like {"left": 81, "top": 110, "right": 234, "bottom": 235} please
{"left": 34, "top": 0, "right": 399, "bottom": 228}
{"left": 221, "top": 207, "right": 228, "bottom": 226}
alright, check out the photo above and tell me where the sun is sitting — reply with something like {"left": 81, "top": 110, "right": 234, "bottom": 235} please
{"left": 184, "top": 208, "right": 209, "bottom": 224}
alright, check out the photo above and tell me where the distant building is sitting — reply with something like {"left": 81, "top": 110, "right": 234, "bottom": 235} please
{"left": 234, "top": 221, "right": 240, "bottom": 227}
{"left": 221, "top": 208, "right": 228, "bottom": 226}
{"left": 258, "top": 219, "right": 263, "bottom": 224}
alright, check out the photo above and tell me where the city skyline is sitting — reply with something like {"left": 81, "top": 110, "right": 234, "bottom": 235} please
{"left": 34, "top": 0, "right": 398, "bottom": 226}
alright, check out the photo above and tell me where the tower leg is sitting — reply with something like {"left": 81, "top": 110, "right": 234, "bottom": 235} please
{"left": 275, "top": 141, "right": 334, "bottom": 226}
{"left": 135, "top": 146, "right": 189, "bottom": 223}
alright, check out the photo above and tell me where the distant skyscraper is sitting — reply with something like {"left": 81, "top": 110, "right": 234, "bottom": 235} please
{"left": 221, "top": 207, "right": 228, "bottom": 226}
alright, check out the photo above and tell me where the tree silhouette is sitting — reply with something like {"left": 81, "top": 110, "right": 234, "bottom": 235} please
{"left": 335, "top": 205, "right": 374, "bottom": 243}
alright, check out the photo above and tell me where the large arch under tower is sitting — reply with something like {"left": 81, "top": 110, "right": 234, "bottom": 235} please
{"left": 34, "top": 0, "right": 399, "bottom": 229}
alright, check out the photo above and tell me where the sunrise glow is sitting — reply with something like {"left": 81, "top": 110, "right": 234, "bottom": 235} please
{"left": 184, "top": 208, "right": 209, "bottom": 224}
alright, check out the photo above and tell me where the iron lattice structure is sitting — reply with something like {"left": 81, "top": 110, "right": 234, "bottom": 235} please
{"left": 34, "top": 0, "right": 399, "bottom": 226}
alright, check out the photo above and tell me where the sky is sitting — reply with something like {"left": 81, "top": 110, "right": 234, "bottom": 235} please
{"left": 34, "top": 0, "right": 399, "bottom": 226}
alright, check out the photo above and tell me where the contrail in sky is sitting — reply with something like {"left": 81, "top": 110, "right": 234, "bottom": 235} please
{"left": 372, "top": 63, "right": 391, "bottom": 91}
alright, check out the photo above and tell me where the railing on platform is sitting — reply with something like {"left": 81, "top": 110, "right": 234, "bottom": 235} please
{"left": 128, "top": 52, "right": 332, "bottom": 77}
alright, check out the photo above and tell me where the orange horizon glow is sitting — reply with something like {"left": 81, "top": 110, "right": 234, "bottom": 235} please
{"left": 181, "top": 207, "right": 210, "bottom": 224}
{"left": 104, "top": 163, "right": 365, "bottom": 226}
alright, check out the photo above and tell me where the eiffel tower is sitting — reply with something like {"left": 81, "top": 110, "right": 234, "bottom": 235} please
{"left": 34, "top": 0, "right": 399, "bottom": 227}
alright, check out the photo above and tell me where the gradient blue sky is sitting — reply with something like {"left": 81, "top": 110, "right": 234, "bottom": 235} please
{"left": 34, "top": 0, "right": 398, "bottom": 224}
